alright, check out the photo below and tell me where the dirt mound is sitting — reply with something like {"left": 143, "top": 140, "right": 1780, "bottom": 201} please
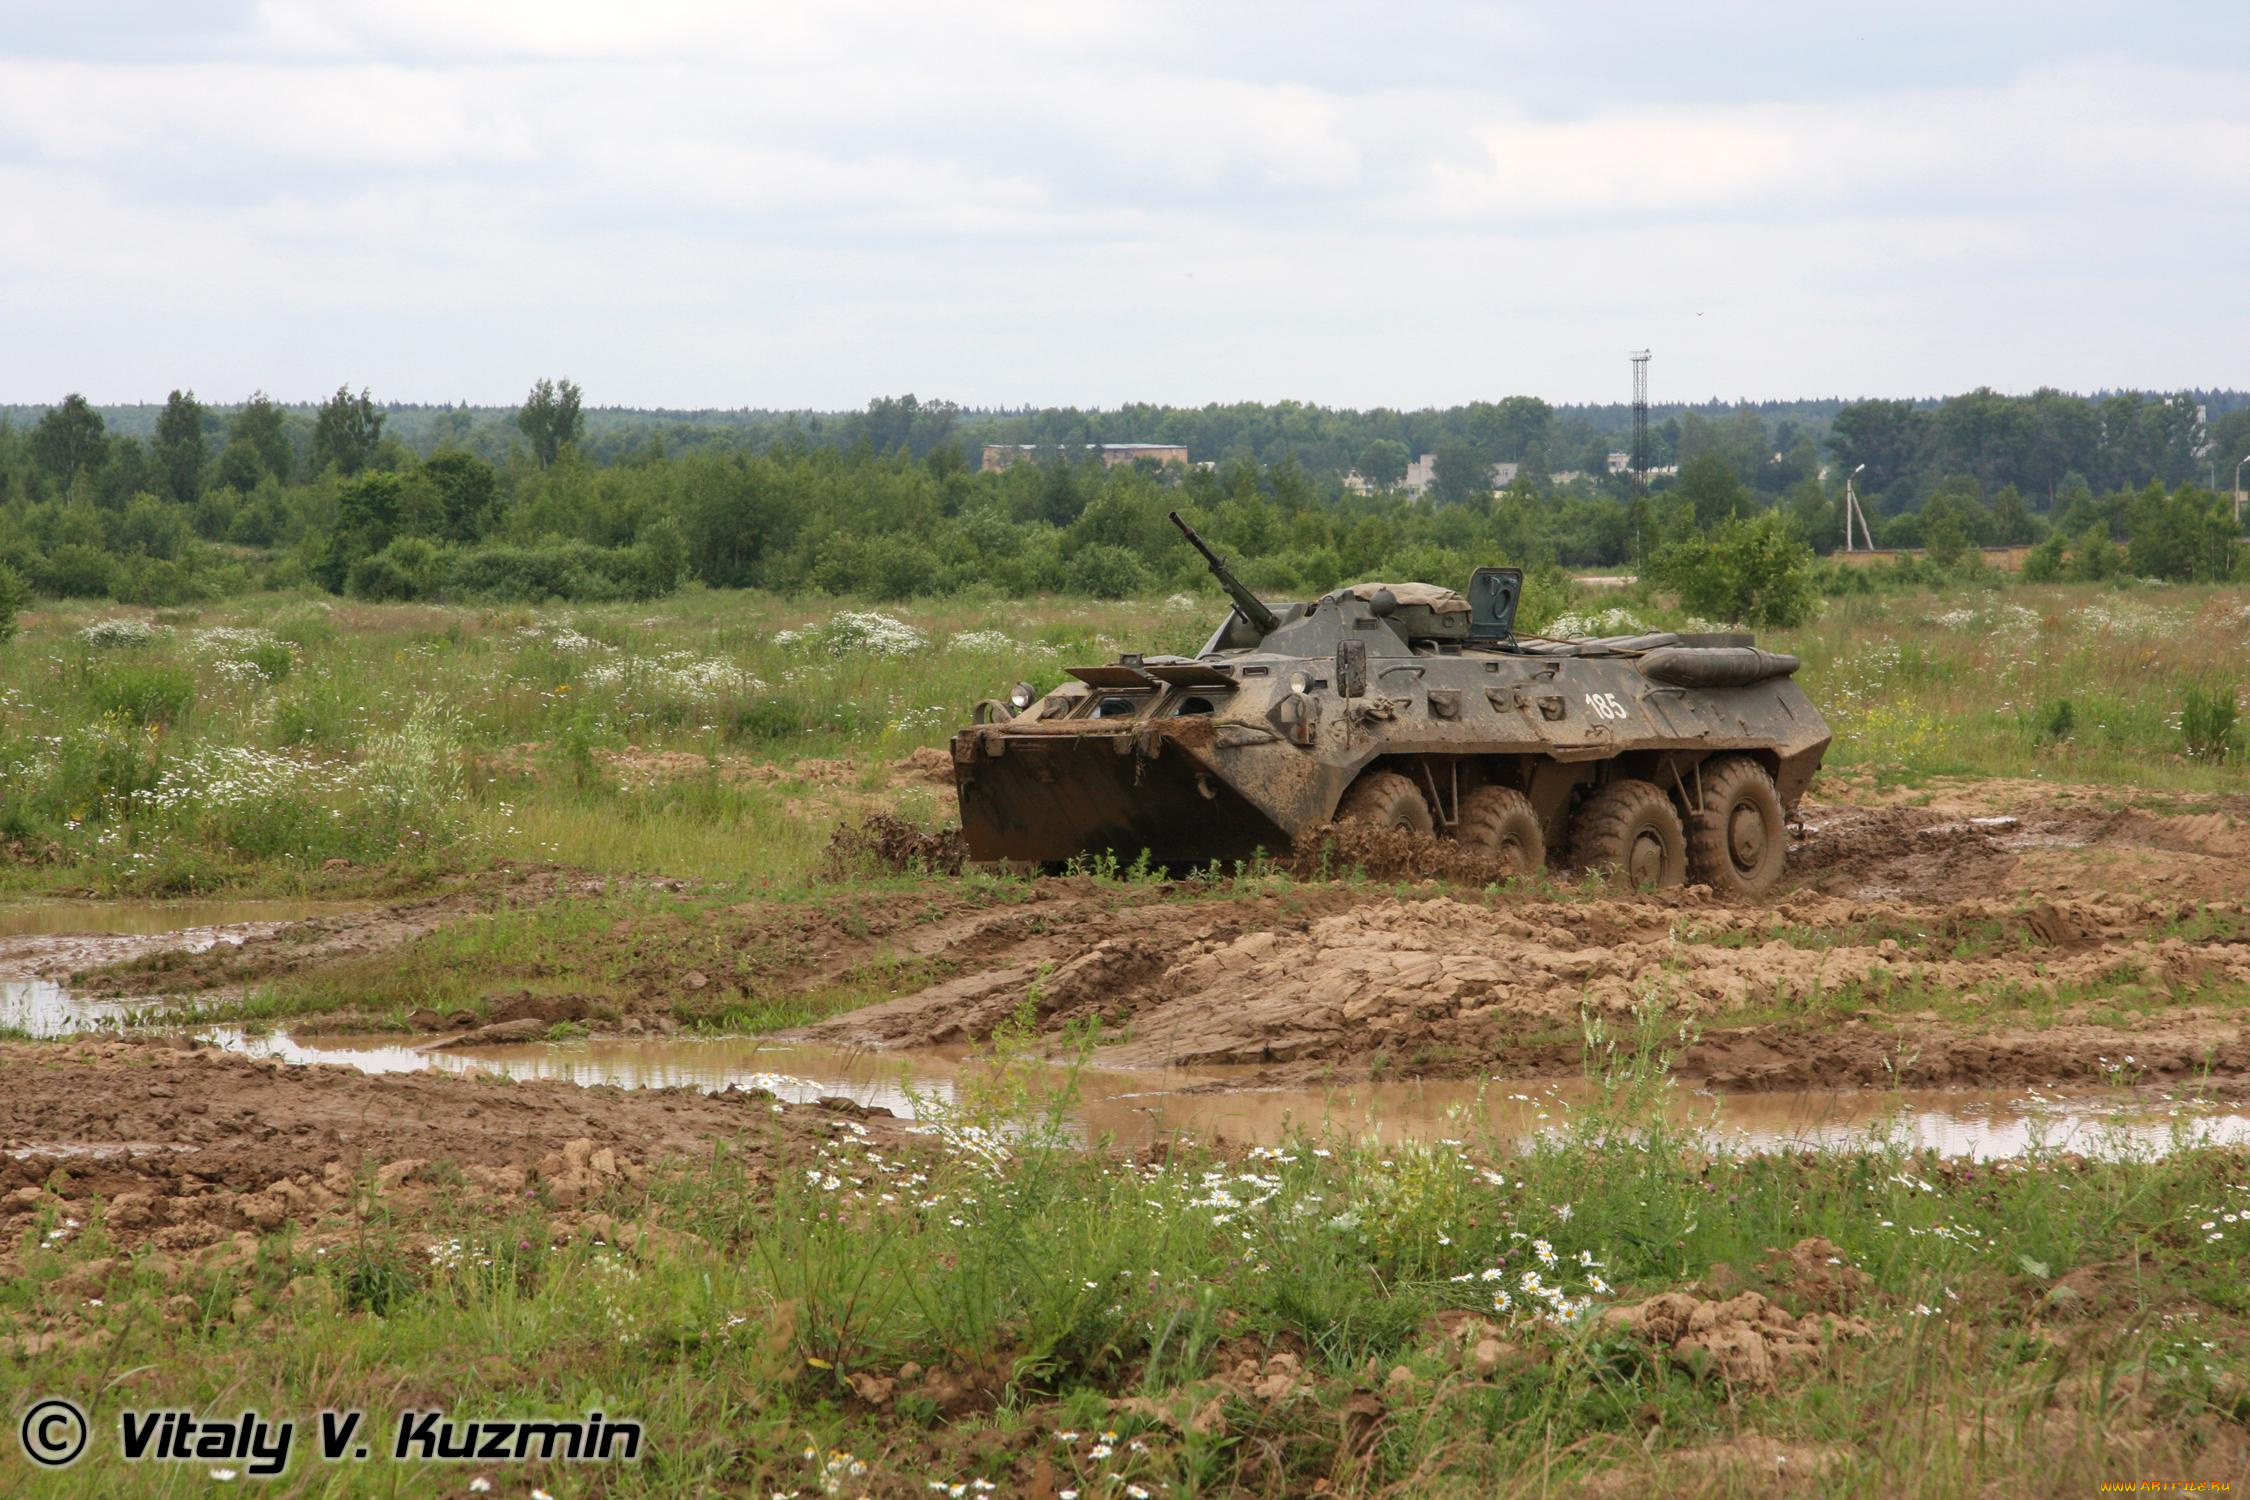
{"left": 1603, "top": 1289, "right": 1871, "bottom": 1389}
{"left": 892, "top": 745, "right": 957, "bottom": 787}
{"left": 822, "top": 813, "right": 969, "bottom": 877}
{"left": 1289, "top": 822, "right": 1524, "bottom": 885}
{"left": 1759, "top": 1236, "right": 1872, "bottom": 1314}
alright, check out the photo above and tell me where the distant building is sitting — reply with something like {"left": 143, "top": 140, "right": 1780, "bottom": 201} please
{"left": 1401, "top": 453, "right": 1520, "bottom": 499}
{"left": 1403, "top": 453, "right": 1439, "bottom": 497}
{"left": 981, "top": 442, "right": 1190, "bottom": 473}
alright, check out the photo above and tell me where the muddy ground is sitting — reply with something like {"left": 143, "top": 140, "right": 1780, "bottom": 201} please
{"left": 0, "top": 1035, "right": 900, "bottom": 1283}
{"left": 6, "top": 775, "right": 2248, "bottom": 1102}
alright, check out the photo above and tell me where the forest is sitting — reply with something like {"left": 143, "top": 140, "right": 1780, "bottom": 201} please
{"left": 0, "top": 381, "right": 2242, "bottom": 616}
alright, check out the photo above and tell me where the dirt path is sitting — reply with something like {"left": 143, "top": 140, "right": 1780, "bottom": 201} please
{"left": 19, "top": 777, "right": 2250, "bottom": 1096}
{"left": 803, "top": 782, "right": 2250, "bottom": 1088}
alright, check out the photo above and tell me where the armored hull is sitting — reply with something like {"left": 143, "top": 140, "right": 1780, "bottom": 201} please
{"left": 953, "top": 521, "right": 1830, "bottom": 895}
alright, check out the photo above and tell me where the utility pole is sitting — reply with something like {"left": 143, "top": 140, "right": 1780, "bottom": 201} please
{"left": 1629, "top": 351, "right": 1650, "bottom": 489}
{"left": 2236, "top": 454, "right": 2249, "bottom": 530}
{"left": 1843, "top": 463, "right": 1872, "bottom": 551}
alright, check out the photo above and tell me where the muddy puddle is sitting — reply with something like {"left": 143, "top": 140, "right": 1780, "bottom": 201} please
{"left": 0, "top": 899, "right": 371, "bottom": 1038}
{"left": 0, "top": 899, "right": 368, "bottom": 939}
{"left": 206, "top": 1029, "right": 2250, "bottom": 1160}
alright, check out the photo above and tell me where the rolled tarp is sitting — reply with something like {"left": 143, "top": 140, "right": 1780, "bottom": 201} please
{"left": 1635, "top": 645, "right": 1801, "bottom": 688}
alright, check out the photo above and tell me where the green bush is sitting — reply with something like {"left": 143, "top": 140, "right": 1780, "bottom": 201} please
{"left": 2030, "top": 697, "right": 2075, "bottom": 745}
{"left": 449, "top": 541, "right": 662, "bottom": 602}
{"left": 1065, "top": 543, "right": 1150, "bottom": 600}
{"left": 0, "top": 561, "right": 24, "bottom": 643}
{"left": 348, "top": 536, "right": 452, "bottom": 600}
{"left": 86, "top": 662, "right": 197, "bottom": 727}
{"left": 1644, "top": 510, "right": 1817, "bottom": 629}
{"left": 2183, "top": 685, "right": 2239, "bottom": 763}
{"left": 40, "top": 544, "right": 116, "bottom": 598}
{"left": 242, "top": 639, "right": 295, "bottom": 682}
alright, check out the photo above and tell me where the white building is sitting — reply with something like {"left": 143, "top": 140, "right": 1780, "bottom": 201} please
{"left": 1400, "top": 453, "right": 1519, "bottom": 499}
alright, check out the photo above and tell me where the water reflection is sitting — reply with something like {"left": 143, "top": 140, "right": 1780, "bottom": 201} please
{"left": 0, "top": 900, "right": 371, "bottom": 1038}
{"left": 1, "top": 979, "right": 139, "bottom": 1039}
{"left": 205, "top": 1029, "right": 2250, "bottom": 1160}
{"left": 0, "top": 900, "right": 366, "bottom": 939}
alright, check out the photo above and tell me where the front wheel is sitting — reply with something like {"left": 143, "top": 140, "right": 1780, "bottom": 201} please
{"left": 1454, "top": 786, "right": 1546, "bottom": 876}
{"left": 1336, "top": 768, "right": 1433, "bottom": 834}
{"left": 1568, "top": 779, "right": 1686, "bottom": 888}
{"left": 1686, "top": 756, "right": 1787, "bottom": 896}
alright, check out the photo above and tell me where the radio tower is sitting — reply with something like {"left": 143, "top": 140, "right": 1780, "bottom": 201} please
{"left": 1629, "top": 350, "right": 1651, "bottom": 488}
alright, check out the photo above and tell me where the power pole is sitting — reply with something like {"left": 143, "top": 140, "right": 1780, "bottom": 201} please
{"left": 1629, "top": 350, "right": 1650, "bottom": 489}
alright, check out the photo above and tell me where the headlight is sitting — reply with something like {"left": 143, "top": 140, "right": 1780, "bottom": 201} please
{"left": 1008, "top": 682, "right": 1035, "bottom": 710}
{"left": 1287, "top": 670, "right": 1312, "bottom": 696}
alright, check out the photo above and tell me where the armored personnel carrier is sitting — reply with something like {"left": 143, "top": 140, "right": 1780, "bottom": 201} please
{"left": 950, "top": 514, "right": 1828, "bottom": 894}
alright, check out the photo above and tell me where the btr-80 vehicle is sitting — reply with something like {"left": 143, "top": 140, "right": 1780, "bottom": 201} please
{"left": 951, "top": 513, "right": 1828, "bottom": 894}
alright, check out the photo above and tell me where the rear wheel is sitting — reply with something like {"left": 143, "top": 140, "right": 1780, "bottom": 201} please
{"left": 1454, "top": 786, "right": 1545, "bottom": 876}
{"left": 1336, "top": 768, "right": 1432, "bottom": 834}
{"left": 1686, "top": 755, "right": 1787, "bottom": 896}
{"left": 1569, "top": 779, "right": 1686, "bottom": 887}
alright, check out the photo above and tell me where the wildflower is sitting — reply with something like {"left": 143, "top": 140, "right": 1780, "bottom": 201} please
{"left": 211, "top": 1471, "right": 239, "bottom": 1483}
{"left": 470, "top": 1482, "right": 492, "bottom": 1494}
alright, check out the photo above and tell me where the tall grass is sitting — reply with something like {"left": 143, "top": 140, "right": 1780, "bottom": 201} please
{"left": 2, "top": 581, "right": 2244, "bottom": 895}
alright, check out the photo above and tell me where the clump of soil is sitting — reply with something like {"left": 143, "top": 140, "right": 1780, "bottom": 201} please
{"left": 1759, "top": 1236, "right": 1873, "bottom": 1314}
{"left": 892, "top": 745, "right": 958, "bottom": 786}
{"left": 1289, "top": 821, "right": 1523, "bottom": 885}
{"left": 1603, "top": 1288, "right": 1871, "bottom": 1389}
{"left": 822, "top": 813, "right": 969, "bottom": 877}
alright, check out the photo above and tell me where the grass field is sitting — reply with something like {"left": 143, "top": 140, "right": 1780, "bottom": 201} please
{"left": 5, "top": 580, "right": 2249, "bottom": 1495}
{"left": 1, "top": 580, "right": 2242, "bottom": 899}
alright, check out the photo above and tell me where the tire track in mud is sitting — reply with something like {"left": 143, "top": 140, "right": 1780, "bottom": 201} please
{"left": 804, "top": 794, "right": 2250, "bottom": 1091}
{"left": 18, "top": 785, "right": 2250, "bottom": 1096}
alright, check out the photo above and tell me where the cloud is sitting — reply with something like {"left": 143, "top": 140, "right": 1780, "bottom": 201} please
{"left": 0, "top": 4, "right": 2244, "bottom": 405}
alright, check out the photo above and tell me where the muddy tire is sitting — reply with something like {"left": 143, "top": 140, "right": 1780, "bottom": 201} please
{"left": 1454, "top": 786, "right": 1545, "bottom": 875}
{"left": 1569, "top": 779, "right": 1686, "bottom": 887}
{"left": 1686, "top": 755, "right": 1787, "bottom": 897}
{"left": 1337, "top": 768, "right": 1433, "bottom": 835}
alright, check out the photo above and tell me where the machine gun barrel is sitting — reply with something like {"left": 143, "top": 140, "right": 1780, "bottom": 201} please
{"left": 1168, "top": 511, "right": 1279, "bottom": 634}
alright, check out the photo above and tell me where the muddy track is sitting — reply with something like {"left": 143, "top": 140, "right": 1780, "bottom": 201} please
{"left": 799, "top": 789, "right": 2250, "bottom": 1089}
{"left": 19, "top": 781, "right": 2250, "bottom": 1096}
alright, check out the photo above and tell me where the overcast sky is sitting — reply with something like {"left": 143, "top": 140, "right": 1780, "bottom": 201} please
{"left": 3, "top": 1, "right": 2245, "bottom": 410}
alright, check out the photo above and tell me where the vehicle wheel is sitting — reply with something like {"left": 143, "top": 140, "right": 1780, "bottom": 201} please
{"left": 1686, "top": 755, "right": 1787, "bottom": 897}
{"left": 1568, "top": 779, "right": 1686, "bottom": 887}
{"left": 1336, "top": 768, "right": 1433, "bottom": 834}
{"left": 1454, "top": 786, "right": 1545, "bottom": 876}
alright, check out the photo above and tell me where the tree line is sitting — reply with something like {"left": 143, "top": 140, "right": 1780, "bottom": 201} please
{"left": 0, "top": 381, "right": 2239, "bottom": 615}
